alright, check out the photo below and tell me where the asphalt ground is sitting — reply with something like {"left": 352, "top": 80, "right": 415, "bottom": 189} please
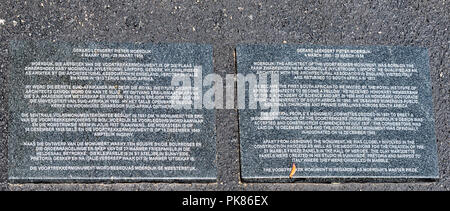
{"left": 0, "top": 0, "right": 448, "bottom": 191}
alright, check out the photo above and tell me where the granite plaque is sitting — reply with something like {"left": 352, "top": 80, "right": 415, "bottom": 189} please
{"left": 237, "top": 44, "right": 439, "bottom": 181}
{"left": 8, "top": 41, "right": 216, "bottom": 182}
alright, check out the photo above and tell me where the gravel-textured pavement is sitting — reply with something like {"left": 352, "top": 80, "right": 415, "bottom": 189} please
{"left": 0, "top": 0, "right": 449, "bottom": 191}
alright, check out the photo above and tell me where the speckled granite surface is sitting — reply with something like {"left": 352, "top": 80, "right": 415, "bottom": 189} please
{"left": 8, "top": 41, "right": 216, "bottom": 182}
{"left": 237, "top": 44, "right": 439, "bottom": 181}
{"left": 0, "top": 0, "right": 448, "bottom": 190}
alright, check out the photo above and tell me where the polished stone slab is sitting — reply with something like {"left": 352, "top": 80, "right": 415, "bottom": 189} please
{"left": 8, "top": 40, "right": 216, "bottom": 182}
{"left": 237, "top": 44, "right": 439, "bottom": 182}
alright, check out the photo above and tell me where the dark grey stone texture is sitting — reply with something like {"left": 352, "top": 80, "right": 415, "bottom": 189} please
{"left": 0, "top": 183, "right": 6, "bottom": 191}
{"left": 0, "top": 0, "right": 448, "bottom": 190}
{"left": 238, "top": 44, "right": 438, "bottom": 181}
{"left": 8, "top": 41, "right": 216, "bottom": 182}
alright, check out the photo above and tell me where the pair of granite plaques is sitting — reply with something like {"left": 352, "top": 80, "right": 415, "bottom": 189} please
{"left": 7, "top": 41, "right": 439, "bottom": 182}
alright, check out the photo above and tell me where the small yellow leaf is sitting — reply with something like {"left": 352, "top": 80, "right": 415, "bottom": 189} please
{"left": 289, "top": 163, "right": 296, "bottom": 179}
